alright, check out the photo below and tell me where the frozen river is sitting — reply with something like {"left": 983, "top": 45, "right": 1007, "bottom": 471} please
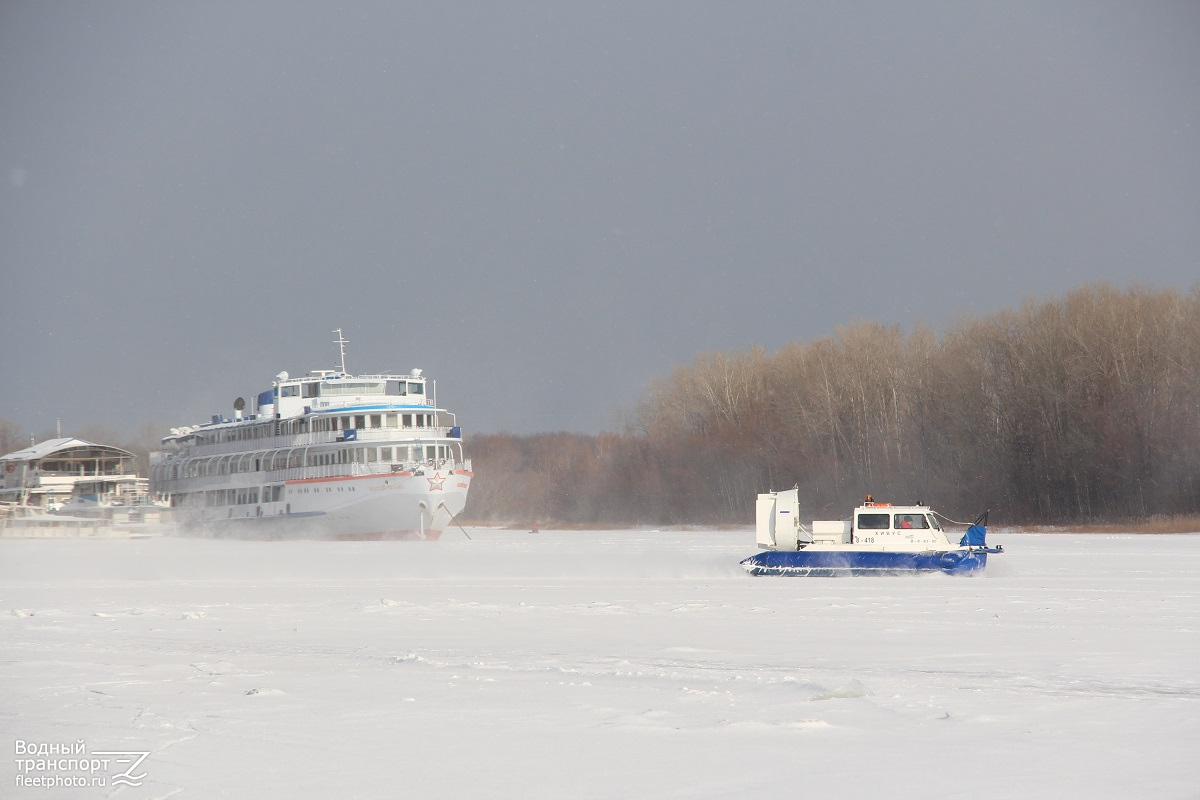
{"left": 3, "top": 530, "right": 1198, "bottom": 799}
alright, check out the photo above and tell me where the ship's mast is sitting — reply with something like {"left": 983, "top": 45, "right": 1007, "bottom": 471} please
{"left": 333, "top": 328, "right": 349, "bottom": 374}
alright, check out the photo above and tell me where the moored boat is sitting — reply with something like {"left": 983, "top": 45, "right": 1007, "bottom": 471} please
{"left": 149, "top": 330, "right": 471, "bottom": 539}
{"left": 740, "top": 490, "right": 1000, "bottom": 576}
{"left": 58, "top": 475, "right": 170, "bottom": 523}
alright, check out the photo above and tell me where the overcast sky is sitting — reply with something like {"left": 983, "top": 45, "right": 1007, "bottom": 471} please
{"left": 2, "top": 1, "right": 1198, "bottom": 439}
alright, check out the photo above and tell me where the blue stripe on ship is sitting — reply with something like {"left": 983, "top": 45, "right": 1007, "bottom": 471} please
{"left": 312, "top": 404, "right": 434, "bottom": 413}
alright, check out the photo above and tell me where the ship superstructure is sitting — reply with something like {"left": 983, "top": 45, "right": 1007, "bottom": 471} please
{"left": 149, "top": 331, "right": 471, "bottom": 539}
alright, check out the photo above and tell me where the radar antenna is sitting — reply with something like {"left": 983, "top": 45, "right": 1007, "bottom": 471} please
{"left": 333, "top": 328, "right": 349, "bottom": 374}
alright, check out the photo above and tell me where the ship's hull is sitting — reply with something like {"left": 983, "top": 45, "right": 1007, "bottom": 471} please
{"left": 740, "top": 548, "right": 988, "bottom": 576}
{"left": 176, "top": 470, "right": 471, "bottom": 540}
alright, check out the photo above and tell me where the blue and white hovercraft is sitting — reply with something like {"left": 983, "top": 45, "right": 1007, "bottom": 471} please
{"left": 740, "top": 490, "right": 1001, "bottom": 576}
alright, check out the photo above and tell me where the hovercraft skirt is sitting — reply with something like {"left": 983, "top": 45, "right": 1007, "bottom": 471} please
{"left": 740, "top": 549, "right": 987, "bottom": 576}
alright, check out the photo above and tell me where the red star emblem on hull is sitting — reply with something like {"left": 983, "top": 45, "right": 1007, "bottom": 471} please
{"left": 427, "top": 472, "right": 445, "bottom": 491}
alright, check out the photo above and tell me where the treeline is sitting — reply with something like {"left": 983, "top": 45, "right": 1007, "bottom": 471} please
{"left": 465, "top": 284, "right": 1200, "bottom": 526}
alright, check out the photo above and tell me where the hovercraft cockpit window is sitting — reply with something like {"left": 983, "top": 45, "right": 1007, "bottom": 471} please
{"left": 857, "top": 513, "right": 889, "bottom": 530}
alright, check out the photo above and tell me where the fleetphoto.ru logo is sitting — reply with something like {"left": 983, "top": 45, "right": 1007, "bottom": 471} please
{"left": 14, "top": 740, "right": 149, "bottom": 790}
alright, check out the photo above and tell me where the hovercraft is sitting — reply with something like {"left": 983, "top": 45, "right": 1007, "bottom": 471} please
{"left": 740, "top": 491, "right": 1001, "bottom": 577}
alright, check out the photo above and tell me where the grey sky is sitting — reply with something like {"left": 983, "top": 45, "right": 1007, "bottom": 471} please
{"left": 2, "top": 2, "right": 1198, "bottom": 438}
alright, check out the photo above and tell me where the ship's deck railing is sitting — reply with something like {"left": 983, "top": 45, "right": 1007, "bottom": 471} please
{"left": 154, "top": 458, "right": 467, "bottom": 496}
{"left": 169, "top": 426, "right": 458, "bottom": 459}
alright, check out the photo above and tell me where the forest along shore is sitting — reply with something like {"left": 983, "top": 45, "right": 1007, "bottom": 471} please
{"left": 3, "top": 284, "right": 1198, "bottom": 532}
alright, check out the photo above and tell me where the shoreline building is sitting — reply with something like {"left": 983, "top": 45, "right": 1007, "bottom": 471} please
{"left": 0, "top": 438, "right": 143, "bottom": 512}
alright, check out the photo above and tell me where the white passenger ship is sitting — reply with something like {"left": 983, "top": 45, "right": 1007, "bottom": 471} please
{"left": 149, "top": 332, "right": 471, "bottom": 539}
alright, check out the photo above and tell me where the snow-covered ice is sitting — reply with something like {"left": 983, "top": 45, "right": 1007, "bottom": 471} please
{"left": 2, "top": 530, "right": 1198, "bottom": 799}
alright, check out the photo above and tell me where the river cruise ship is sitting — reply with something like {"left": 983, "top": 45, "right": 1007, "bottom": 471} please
{"left": 149, "top": 332, "right": 471, "bottom": 539}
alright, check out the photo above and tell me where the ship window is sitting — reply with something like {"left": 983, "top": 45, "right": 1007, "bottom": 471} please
{"left": 322, "top": 381, "right": 385, "bottom": 396}
{"left": 402, "top": 414, "right": 412, "bottom": 428}
{"left": 355, "top": 415, "right": 366, "bottom": 429}
{"left": 408, "top": 382, "right": 424, "bottom": 395}
{"left": 381, "top": 447, "right": 392, "bottom": 462}
{"left": 387, "top": 380, "right": 407, "bottom": 396}
{"left": 895, "top": 513, "right": 929, "bottom": 529}
{"left": 367, "top": 448, "right": 378, "bottom": 462}
{"left": 303, "top": 382, "right": 318, "bottom": 398}
{"left": 857, "top": 513, "right": 889, "bottom": 530}
{"left": 926, "top": 515, "right": 941, "bottom": 530}
{"left": 280, "top": 385, "right": 299, "bottom": 397}
{"left": 370, "top": 415, "right": 381, "bottom": 428}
